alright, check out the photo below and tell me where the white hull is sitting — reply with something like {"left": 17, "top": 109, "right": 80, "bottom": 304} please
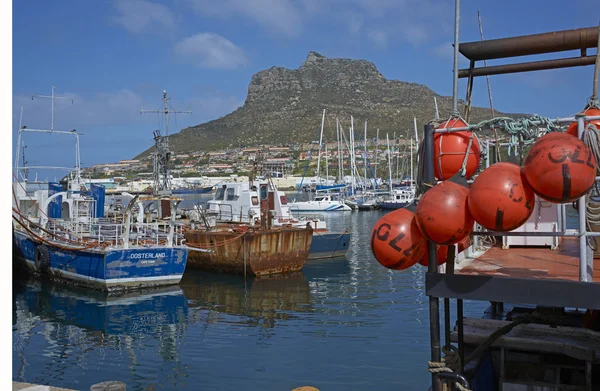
{"left": 288, "top": 201, "right": 352, "bottom": 212}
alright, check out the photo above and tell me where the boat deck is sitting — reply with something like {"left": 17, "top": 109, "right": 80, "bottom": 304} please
{"left": 458, "top": 237, "right": 600, "bottom": 283}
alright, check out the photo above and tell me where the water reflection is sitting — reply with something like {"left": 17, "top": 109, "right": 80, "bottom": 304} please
{"left": 180, "top": 271, "right": 313, "bottom": 329}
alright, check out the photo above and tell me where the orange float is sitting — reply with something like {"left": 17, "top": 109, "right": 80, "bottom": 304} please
{"left": 566, "top": 107, "right": 600, "bottom": 137}
{"left": 467, "top": 162, "right": 535, "bottom": 231}
{"left": 434, "top": 118, "right": 481, "bottom": 180}
{"left": 370, "top": 206, "right": 427, "bottom": 270}
{"left": 415, "top": 177, "right": 474, "bottom": 245}
{"left": 523, "top": 132, "right": 597, "bottom": 203}
{"left": 419, "top": 236, "right": 470, "bottom": 267}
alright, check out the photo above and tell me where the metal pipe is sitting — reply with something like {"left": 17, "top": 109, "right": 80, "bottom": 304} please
{"left": 578, "top": 116, "right": 588, "bottom": 282}
{"left": 592, "top": 24, "right": 600, "bottom": 100}
{"left": 452, "top": 0, "right": 460, "bottom": 114}
{"left": 457, "top": 298, "right": 465, "bottom": 373}
{"left": 436, "top": 372, "right": 470, "bottom": 389}
{"left": 424, "top": 123, "right": 441, "bottom": 391}
{"left": 459, "top": 26, "right": 599, "bottom": 61}
{"left": 458, "top": 55, "right": 597, "bottom": 78}
{"left": 464, "top": 60, "right": 475, "bottom": 122}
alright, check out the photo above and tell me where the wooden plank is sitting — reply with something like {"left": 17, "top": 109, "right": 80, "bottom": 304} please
{"left": 449, "top": 318, "right": 600, "bottom": 363}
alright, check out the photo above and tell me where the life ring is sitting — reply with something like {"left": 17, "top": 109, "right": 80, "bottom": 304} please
{"left": 34, "top": 245, "right": 51, "bottom": 273}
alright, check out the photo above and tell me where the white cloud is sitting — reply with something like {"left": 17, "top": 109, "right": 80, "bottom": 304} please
{"left": 113, "top": 0, "right": 175, "bottom": 34}
{"left": 175, "top": 33, "right": 248, "bottom": 69}
{"left": 366, "top": 29, "right": 388, "bottom": 48}
{"left": 185, "top": 0, "right": 303, "bottom": 37}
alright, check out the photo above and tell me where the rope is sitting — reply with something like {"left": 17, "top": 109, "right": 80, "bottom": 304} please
{"left": 427, "top": 311, "right": 566, "bottom": 391}
{"left": 313, "top": 229, "right": 349, "bottom": 240}
{"left": 459, "top": 133, "right": 475, "bottom": 177}
{"left": 185, "top": 230, "right": 248, "bottom": 250}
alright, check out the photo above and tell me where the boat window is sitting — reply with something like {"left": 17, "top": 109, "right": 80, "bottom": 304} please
{"left": 280, "top": 195, "right": 288, "bottom": 205}
{"left": 215, "top": 186, "right": 225, "bottom": 200}
{"left": 251, "top": 196, "right": 259, "bottom": 205}
{"left": 226, "top": 187, "right": 237, "bottom": 201}
{"left": 314, "top": 197, "right": 324, "bottom": 201}
{"left": 260, "top": 185, "right": 268, "bottom": 200}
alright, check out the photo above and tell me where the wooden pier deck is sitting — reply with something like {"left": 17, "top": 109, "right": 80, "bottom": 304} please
{"left": 458, "top": 237, "right": 600, "bottom": 282}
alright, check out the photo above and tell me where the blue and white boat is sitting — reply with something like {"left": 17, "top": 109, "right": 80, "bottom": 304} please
{"left": 12, "top": 92, "right": 188, "bottom": 292}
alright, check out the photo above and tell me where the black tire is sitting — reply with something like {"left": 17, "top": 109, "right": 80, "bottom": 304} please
{"left": 34, "top": 245, "right": 51, "bottom": 274}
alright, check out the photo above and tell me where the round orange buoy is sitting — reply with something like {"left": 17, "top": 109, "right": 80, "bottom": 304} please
{"left": 419, "top": 236, "right": 470, "bottom": 267}
{"left": 566, "top": 107, "right": 600, "bottom": 137}
{"left": 418, "top": 244, "right": 448, "bottom": 267}
{"left": 457, "top": 235, "right": 471, "bottom": 253}
{"left": 416, "top": 179, "right": 474, "bottom": 245}
{"left": 468, "top": 162, "right": 535, "bottom": 231}
{"left": 434, "top": 118, "right": 481, "bottom": 180}
{"left": 370, "top": 207, "right": 427, "bottom": 270}
{"left": 524, "top": 132, "right": 597, "bottom": 203}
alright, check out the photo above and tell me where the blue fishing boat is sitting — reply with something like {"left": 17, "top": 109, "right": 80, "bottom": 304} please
{"left": 12, "top": 89, "right": 189, "bottom": 291}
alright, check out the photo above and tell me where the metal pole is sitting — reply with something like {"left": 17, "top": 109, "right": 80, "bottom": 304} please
{"left": 457, "top": 298, "right": 465, "bottom": 373}
{"left": 478, "top": 10, "right": 496, "bottom": 118}
{"left": 452, "top": 0, "right": 461, "bottom": 115}
{"left": 316, "top": 109, "right": 326, "bottom": 182}
{"left": 424, "top": 123, "right": 441, "bottom": 391}
{"left": 578, "top": 116, "right": 589, "bottom": 282}
{"left": 444, "top": 246, "right": 456, "bottom": 354}
{"left": 592, "top": 22, "right": 600, "bottom": 101}
{"left": 464, "top": 60, "right": 475, "bottom": 122}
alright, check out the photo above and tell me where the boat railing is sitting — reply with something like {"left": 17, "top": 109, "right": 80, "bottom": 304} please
{"left": 45, "top": 219, "right": 185, "bottom": 248}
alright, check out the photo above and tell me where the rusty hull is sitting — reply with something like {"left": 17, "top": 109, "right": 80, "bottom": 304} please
{"left": 184, "top": 226, "right": 313, "bottom": 276}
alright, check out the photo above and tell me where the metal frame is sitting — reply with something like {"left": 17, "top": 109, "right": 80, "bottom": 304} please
{"left": 425, "top": 13, "right": 600, "bottom": 390}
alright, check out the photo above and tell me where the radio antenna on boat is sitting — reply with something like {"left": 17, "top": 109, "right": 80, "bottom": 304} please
{"left": 31, "top": 84, "right": 74, "bottom": 131}
{"left": 141, "top": 91, "right": 192, "bottom": 195}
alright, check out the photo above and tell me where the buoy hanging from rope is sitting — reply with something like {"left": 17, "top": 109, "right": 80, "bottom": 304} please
{"left": 415, "top": 175, "right": 474, "bottom": 245}
{"left": 370, "top": 205, "right": 427, "bottom": 270}
{"left": 468, "top": 162, "right": 535, "bottom": 231}
{"left": 566, "top": 107, "right": 600, "bottom": 137}
{"left": 434, "top": 118, "right": 481, "bottom": 180}
{"left": 524, "top": 132, "right": 597, "bottom": 203}
{"left": 418, "top": 236, "right": 470, "bottom": 267}
{"left": 418, "top": 244, "right": 448, "bottom": 267}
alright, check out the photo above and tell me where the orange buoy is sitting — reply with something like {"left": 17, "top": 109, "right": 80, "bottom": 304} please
{"left": 434, "top": 118, "right": 481, "bottom": 180}
{"left": 418, "top": 236, "right": 470, "bottom": 267}
{"left": 566, "top": 107, "right": 600, "bottom": 137}
{"left": 523, "top": 132, "right": 597, "bottom": 203}
{"left": 418, "top": 244, "right": 448, "bottom": 267}
{"left": 457, "top": 235, "right": 471, "bottom": 253}
{"left": 370, "top": 206, "right": 427, "bottom": 270}
{"left": 468, "top": 162, "right": 535, "bottom": 231}
{"left": 415, "top": 177, "right": 474, "bottom": 245}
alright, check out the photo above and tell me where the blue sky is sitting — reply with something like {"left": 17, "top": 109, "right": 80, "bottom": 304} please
{"left": 11, "top": 0, "right": 599, "bottom": 179}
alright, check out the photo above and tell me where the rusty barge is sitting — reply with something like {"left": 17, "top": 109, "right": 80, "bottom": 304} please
{"left": 183, "top": 225, "right": 313, "bottom": 276}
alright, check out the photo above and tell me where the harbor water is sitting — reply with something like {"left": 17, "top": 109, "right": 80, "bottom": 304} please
{"left": 12, "top": 201, "right": 580, "bottom": 391}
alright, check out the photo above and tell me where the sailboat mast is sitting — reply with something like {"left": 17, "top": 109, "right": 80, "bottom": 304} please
{"left": 316, "top": 109, "right": 326, "bottom": 183}
{"left": 375, "top": 128, "right": 379, "bottom": 187}
{"left": 386, "top": 134, "right": 393, "bottom": 194}
{"left": 350, "top": 117, "right": 356, "bottom": 192}
{"left": 337, "top": 119, "right": 342, "bottom": 183}
{"left": 410, "top": 138, "right": 414, "bottom": 185}
{"left": 363, "top": 120, "right": 368, "bottom": 190}
{"left": 325, "top": 143, "right": 329, "bottom": 182}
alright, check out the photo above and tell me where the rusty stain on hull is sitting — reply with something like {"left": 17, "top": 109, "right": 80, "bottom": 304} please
{"left": 184, "top": 226, "right": 313, "bottom": 276}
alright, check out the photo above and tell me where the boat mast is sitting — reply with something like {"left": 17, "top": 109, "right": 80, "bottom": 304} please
{"left": 375, "top": 128, "right": 379, "bottom": 186}
{"left": 386, "top": 134, "right": 393, "bottom": 195}
{"left": 410, "top": 138, "right": 414, "bottom": 186}
{"left": 315, "top": 109, "right": 326, "bottom": 184}
{"left": 337, "top": 118, "right": 343, "bottom": 183}
{"left": 325, "top": 143, "right": 329, "bottom": 183}
{"left": 141, "top": 91, "right": 192, "bottom": 195}
{"left": 32, "top": 84, "right": 73, "bottom": 132}
{"left": 363, "top": 120, "right": 368, "bottom": 191}
{"left": 350, "top": 117, "right": 356, "bottom": 193}
{"left": 434, "top": 97, "right": 440, "bottom": 120}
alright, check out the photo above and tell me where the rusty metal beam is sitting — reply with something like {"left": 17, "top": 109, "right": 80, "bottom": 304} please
{"left": 458, "top": 55, "right": 596, "bottom": 78}
{"left": 459, "top": 26, "right": 599, "bottom": 61}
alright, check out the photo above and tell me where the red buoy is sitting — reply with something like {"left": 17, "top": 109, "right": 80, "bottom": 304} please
{"left": 419, "top": 236, "right": 469, "bottom": 267}
{"left": 370, "top": 207, "right": 427, "bottom": 270}
{"left": 415, "top": 178, "right": 474, "bottom": 245}
{"left": 566, "top": 108, "right": 600, "bottom": 137}
{"left": 418, "top": 245, "right": 448, "bottom": 267}
{"left": 524, "top": 132, "right": 597, "bottom": 203}
{"left": 468, "top": 162, "right": 535, "bottom": 231}
{"left": 434, "top": 118, "right": 481, "bottom": 180}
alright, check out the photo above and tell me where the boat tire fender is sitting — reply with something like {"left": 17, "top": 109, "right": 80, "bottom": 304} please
{"left": 35, "top": 244, "right": 51, "bottom": 273}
